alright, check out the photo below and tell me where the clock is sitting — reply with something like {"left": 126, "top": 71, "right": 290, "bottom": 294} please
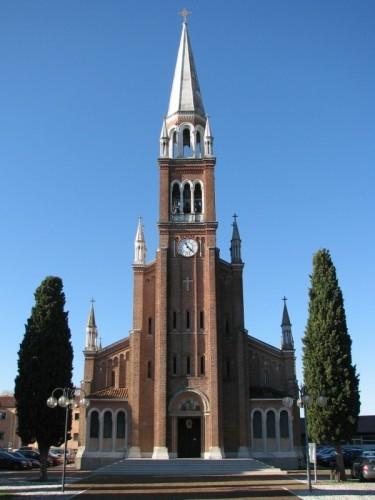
{"left": 177, "top": 238, "right": 198, "bottom": 257}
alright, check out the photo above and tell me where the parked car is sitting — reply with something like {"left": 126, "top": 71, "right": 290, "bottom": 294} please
{"left": 16, "top": 449, "right": 52, "bottom": 467}
{"left": 342, "top": 447, "right": 364, "bottom": 467}
{"left": 352, "top": 457, "right": 375, "bottom": 481}
{"left": 47, "top": 451, "right": 64, "bottom": 466}
{"left": 316, "top": 446, "right": 366, "bottom": 468}
{"left": 12, "top": 451, "right": 40, "bottom": 468}
{"left": 50, "top": 447, "right": 75, "bottom": 464}
{"left": 316, "top": 447, "right": 335, "bottom": 467}
{"left": 7, "top": 452, "right": 33, "bottom": 469}
{"left": 0, "top": 450, "right": 30, "bottom": 470}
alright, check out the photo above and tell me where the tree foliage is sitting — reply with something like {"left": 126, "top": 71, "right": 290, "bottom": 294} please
{"left": 303, "top": 249, "right": 360, "bottom": 445}
{"left": 14, "top": 276, "right": 73, "bottom": 478}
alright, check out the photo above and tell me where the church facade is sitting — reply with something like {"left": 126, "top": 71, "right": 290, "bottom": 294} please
{"left": 77, "top": 20, "right": 301, "bottom": 469}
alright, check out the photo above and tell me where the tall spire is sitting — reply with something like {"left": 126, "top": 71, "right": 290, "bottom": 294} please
{"left": 134, "top": 217, "right": 146, "bottom": 265}
{"left": 230, "top": 214, "right": 242, "bottom": 264}
{"left": 161, "top": 13, "right": 212, "bottom": 159}
{"left": 281, "top": 297, "right": 294, "bottom": 350}
{"left": 85, "top": 299, "right": 99, "bottom": 351}
{"left": 167, "top": 19, "right": 205, "bottom": 120}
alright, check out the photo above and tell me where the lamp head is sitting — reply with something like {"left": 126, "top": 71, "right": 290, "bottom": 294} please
{"left": 58, "top": 395, "right": 70, "bottom": 407}
{"left": 282, "top": 396, "right": 294, "bottom": 409}
{"left": 46, "top": 396, "right": 57, "bottom": 408}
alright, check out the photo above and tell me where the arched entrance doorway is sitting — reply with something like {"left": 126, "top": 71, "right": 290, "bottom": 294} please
{"left": 168, "top": 390, "right": 209, "bottom": 458}
{"left": 178, "top": 415, "right": 201, "bottom": 457}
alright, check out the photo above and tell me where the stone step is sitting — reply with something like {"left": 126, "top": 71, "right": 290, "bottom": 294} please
{"left": 95, "top": 458, "right": 285, "bottom": 476}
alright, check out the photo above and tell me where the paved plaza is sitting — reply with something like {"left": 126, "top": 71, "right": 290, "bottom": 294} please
{"left": 1, "top": 462, "right": 375, "bottom": 499}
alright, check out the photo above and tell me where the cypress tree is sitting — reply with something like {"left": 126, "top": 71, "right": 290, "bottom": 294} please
{"left": 14, "top": 276, "right": 73, "bottom": 480}
{"left": 303, "top": 249, "right": 360, "bottom": 479}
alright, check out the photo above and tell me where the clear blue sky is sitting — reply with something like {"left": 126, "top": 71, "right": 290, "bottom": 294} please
{"left": 1, "top": 1, "right": 374, "bottom": 416}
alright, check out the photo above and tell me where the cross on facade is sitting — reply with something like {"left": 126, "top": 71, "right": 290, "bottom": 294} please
{"left": 183, "top": 276, "right": 193, "bottom": 291}
{"left": 179, "top": 8, "right": 192, "bottom": 23}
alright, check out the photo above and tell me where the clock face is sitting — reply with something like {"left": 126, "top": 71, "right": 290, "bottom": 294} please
{"left": 178, "top": 238, "right": 198, "bottom": 257}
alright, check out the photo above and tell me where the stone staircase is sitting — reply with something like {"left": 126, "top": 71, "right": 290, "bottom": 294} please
{"left": 93, "top": 458, "right": 285, "bottom": 477}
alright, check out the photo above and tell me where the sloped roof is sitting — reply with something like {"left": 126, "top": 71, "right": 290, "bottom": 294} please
{"left": 89, "top": 387, "right": 128, "bottom": 400}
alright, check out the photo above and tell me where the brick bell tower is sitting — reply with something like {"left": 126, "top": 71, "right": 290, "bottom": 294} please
{"left": 128, "top": 16, "right": 250, "bottom": 460}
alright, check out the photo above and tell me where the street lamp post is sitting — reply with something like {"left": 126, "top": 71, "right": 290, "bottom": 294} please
{"left": 46, "top": 387, "right": 89, "bottom": 493}
{"left": 283, "top": 386, "right": 327, "bottom": 492}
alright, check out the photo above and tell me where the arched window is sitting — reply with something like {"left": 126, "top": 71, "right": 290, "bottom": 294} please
{"left": 173, "top": 311, "right": 177, "bottom": 329}
{"left": 148, "top": 317, "right": 152, "bottom": 335}
{"left": 253, "top": 411, "right": 262, "bottom": 439}
{"left": 90, "top": 411, "right": 99, "bottom": 438}
{"left": 266, "top": 411, "right": 276, "bottom": 438}
{"left": 171, "top": 183, "right": 180, "bottom": 213}
{"left": 183, "top": 184, "right": 191, "bottom": 213}
{"left": 173, "top": 355, "right": 177, "bottom": 375}
{"left": 111, "top": 370, "right": 116, "bottom": 387}
{"left": 196, "top": 131, "right": 202, "bottom": 157}
{"left": 194, "top": 183, "right": 202, "bottom": 213}
{"left": 280, "top": 410, "right": 289, "bottom": 438}
{"left": 186, "top": 310, "right": 190, "bottom": 330}
{"left": 183, "top": 128, "right": 192, "bottom": 157}
{"left": 103, "top": 411, "right": 113, "bottom": 439}
{"left": 116, "top": 411, "right": 126, "bottom": 439}
{"left": 200, "top": 356, "right": 205, "bottom": 375}
{"left": 147, "top": 361, "right": 152, "bottom": 379}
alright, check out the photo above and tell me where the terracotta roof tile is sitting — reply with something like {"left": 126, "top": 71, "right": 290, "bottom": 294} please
{"left": 89, "top": 387, "right": 128, "bottom": 399}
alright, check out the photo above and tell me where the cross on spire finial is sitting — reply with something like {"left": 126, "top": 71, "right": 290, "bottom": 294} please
{"left": 179, "top": 8, "right": 192, "bottom": 23}
{"left": 282, "top": 296, "right": 287, "bottom": 305}
{"left": 90, "top": 297, "right": 95, "bottom": 306}
{"left": 232, "top": 213, "right": 238, "bottom": 224}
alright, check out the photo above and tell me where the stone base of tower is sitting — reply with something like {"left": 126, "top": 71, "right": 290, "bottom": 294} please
{"left": 127, "top": 446, "right": 142, "bottom": 458}
{"left": 204, "top": 446, "right": 223, "bottom": 459}
{"left": 75, "top": 446, "right": 127, "bottom": 470}
{"left": 152, "top": 446, "right": 169, "bottom": 459}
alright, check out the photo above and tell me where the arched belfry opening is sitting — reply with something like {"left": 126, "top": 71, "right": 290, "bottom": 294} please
{"left": 182, "top": 128, "right": 192, "bottom": 157}
{"left": 182, "top": 183, "right": 191, "bottom": 214}
{"left": 172, "top": 130, "right": 178, "bottom": 158}
{"left": 195, "top": 130, "right": 202, "bottom": 157}
{"left": 167, "top": 124, "right": 207, "bottom": 159}
{"left": 193, "top": 183, "right": 202, "bottom": 213}
{"left": 171, "top": 183, "right": 180, "bottom": 214}
{"left": 170, "top": 180, "right": 204, "bottom": 221}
